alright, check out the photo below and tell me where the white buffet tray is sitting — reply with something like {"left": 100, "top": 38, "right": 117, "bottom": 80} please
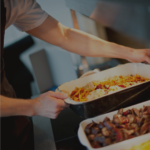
{"left": 58, "top": 63, "right": 150, "bottom": 105}
{"left": 78, "top": 100, "right": 150, "bottom": 150}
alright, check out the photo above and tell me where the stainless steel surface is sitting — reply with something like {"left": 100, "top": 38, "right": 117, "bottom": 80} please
{"left": 66, "top": 0, "right": 150, "bottom": 42}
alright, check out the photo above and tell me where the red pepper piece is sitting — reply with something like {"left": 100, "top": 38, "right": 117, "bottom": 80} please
{"left": 116, "top": 130, "right": 124, "bottom": 142}
{"left": 123, "top": 110, "right": 131, "bottom": 116}
{"left": 95, "top": 84, "right": 102, "bottom": 90}
{"left": 118, "top": 85, "right": 126, "bottom": 88}
{"left": 70, "top": 90, "right": 77, "bottom": 97}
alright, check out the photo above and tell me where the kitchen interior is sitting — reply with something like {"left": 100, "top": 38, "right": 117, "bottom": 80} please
{"left": 3, "top": 0, "right": 150, "bottom": 150}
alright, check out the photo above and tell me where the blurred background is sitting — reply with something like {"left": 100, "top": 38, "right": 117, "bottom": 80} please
{"left": 4, "top": 0, "right": 150, "bottom": 100}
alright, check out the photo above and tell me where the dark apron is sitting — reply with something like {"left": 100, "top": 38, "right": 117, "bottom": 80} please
{"left": 0, "top": 0, "right": 34, "bottom": 149}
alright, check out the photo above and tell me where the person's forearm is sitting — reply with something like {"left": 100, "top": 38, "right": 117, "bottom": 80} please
{"left": 0, "top": 95, "right": 34, "bottom": 117}
{"left": 27, "top": 15, "right": 150, "bottom": 64}
{"left": 27, "top": 15, "right": 133, "bottom": 61}
{"left": 60, "top": 27, "right": 133, "bottom": 61}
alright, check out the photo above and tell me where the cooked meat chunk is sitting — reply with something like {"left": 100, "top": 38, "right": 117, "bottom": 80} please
{"left": 92, "top": 127, "right": 100, "bottom": 135}
{"left": 138, "top": 117, "right": 145, "bottom": 127}
{"left": 123, "top": 109, "right": 132, "bottom": 116}
{"left": 98, "top": 122, "right": 105, "bottom": 129}
{"left": 103, "top": 121, "right": 116, "bottom": 130}
{"left": 94, "top": 133, "right": 105, "bottom": 143}
{"left": 143, "top": 105, "right": 147, "bottom": 112}
{"left": 88, "top": 134, "right": 95, "bottom": 141}
{"left": 116, "top": 130, "right": 124, "bottom": 142}
{"left": 85, "top": 121, "right": 98, "bottom": 135}
{"left": 123, "top": 130, "right": 130, "bottom": 140}
{"left": 140, "top": 122, "right": 150, "bottom": 135}
{"left": 143, "top": 115, "right": 150, "bottom": 119}
{"left": 91, "top": 141, "right": 101, "bottom": 148}
{"left": 103, "top": 138, "right": 112, "bottom": 146}
{"left": 119, "top": 116, "right": 129, "bottom": 124}
{"left": 123, "top": 129, "right": 135, "bottom": 135}
{"left": 113, "top": 118, "right": 121, "bottom": 124}
{"left": 127, "top": 114, "right": 136, "bottom": 124}
{"left": 116, "top": 124, "right": 125, "bottom": 128}
{"left": 143, "top": 111, "right": 149, "bottom": 115}
{"left": 103, "top": 117, "right": 110, "bottom": 123}
{"left": 102, "top": 127, "right": 110, "bottom": 137}
{"left": 132, "top": 108, "right": 140, "bottom": 117}
{"left": 130, "top": 123, "right": 138, "bottom": 129}
{"left": 113, "top": 114, "right": 122, "bottom": 119}
{"left": 147, "top": 106, "right": 150, "bottom": 114}
{"left": 118, "top": 108, "right": 123, "bottom": 115}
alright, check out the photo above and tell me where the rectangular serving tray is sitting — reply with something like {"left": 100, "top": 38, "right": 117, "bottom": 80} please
{"left": 78, "top": 100, "right": 150, "bottom": 150}
{"left": 58, "top": 63, "right": 150, "bottom": 105}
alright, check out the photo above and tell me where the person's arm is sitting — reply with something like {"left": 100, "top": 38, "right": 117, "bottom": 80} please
{"left": 0, "top": 91, "right": 68, "bottom": 119}
{"left": 27, "top": 15, "right": 150, "bottom": 64}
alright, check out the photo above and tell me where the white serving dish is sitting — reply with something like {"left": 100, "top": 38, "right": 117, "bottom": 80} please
{"left": 58, "top": 63, "right": 150, "bottom": 105}
{"left": 78, "top": 100, "right": 150, "bottom": 150}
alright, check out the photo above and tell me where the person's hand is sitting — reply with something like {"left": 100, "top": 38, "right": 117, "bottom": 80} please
{"left": 32, "top": 91, "right": 69, "bottom": 119}
{"left": 129, "top": 49, "right": 150, "bottom": 64}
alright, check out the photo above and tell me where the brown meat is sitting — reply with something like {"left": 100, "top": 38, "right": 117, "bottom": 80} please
{"left": 140, "top": 122, "right": 150, "bottom": 135}
{"left": 103, "top": 138, "right": 112, "bottom": 146}
{"left": 134, "top": 128, "right": 140, "bottom": 136}
{"left": 88, "top": 134, "right": 95, "bottom": 141}
{"left": 103, "top": 117, "right": 110, "bottom": 123}
{"left": 123, "top": 129, "right": 135, "bottom": 135}
{"left": 147, "top": 106, "right": 150, "bottom": 114}
{"left": 94, "top": 133, "right": 105, "bottom": 143}
{"left": 115, "top": 124, "right": 125, "bottom": 128}
{"left": 119, "top": 116, "right": 129, "bottom": 124}
{"left": 136, "top": 117, "right": 141, "bottom": 123}
{"left": 130, "top": 123, "right": 138, "bottom": 129}
{"left": 85, "top": 121, "right": 98, "bottom": 135}
{"left": 98, "top": 122, "right": 105, "bottom": 129}
{"left": 113, "top": 118, "right": 121, "bottom": 125}
{"left": 91, "top": 127, "right": 100, "bottom": 135}
{"left": 138, "top": 117, "right": 145, "bottom": 127}
{"left": 103, "top": 121, "right": 116, "bottom": 130}
{"left": 118, "top": 108, "right": 123, "bottom": 115}
{"left": 127, "top": 114, "right": 137, "bottom": 124}
{"left": 143, "top": 105, "right": 147, "bottom": 112}
{"left": 113, "top": 114, "right": 122, "bottom": 119}
{"left": 132, "top": 108, "right": 140, "bottom": 117}
{"left": 143, "top": 111, "right": 149, "bottom": 115}
{"left": 123, "top": 130, "right": 130, "bottom": 140}
{"left": 143, "top": 115, "right": 150, "bottom": 119}
{"left": 91, "top": 141, "right": 101, "bottom": 148}
{"left": 116, "top": 130, "right": 124, "bottom": 142}
{"left": 102, "top": 127, "right": 111, "bottom": 137}
{"left": 123, "top": 109, "right": 132, "bottom": 116}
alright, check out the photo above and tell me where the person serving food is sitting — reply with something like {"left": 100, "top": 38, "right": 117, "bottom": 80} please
{"left": 1, "top": 0, "right": 150, "bottom": 149}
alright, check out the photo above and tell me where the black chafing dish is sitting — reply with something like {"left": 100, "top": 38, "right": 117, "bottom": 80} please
{"left": 69, "top": 82, "right": 150, "bottom": 118}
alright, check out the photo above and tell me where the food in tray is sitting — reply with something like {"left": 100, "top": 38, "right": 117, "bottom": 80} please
{"left": 125, "top": 140, "right": 150, "bottom": 150}
{"left": 70, "top": 74, "right": 150, "bottom": 102}
{"left": 84, "top": 105, "right": 150, "bottom": 148}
